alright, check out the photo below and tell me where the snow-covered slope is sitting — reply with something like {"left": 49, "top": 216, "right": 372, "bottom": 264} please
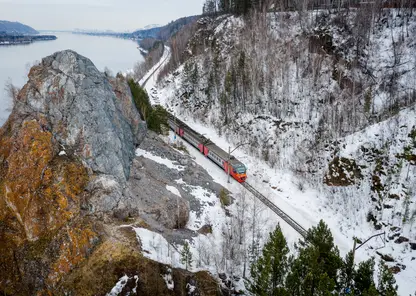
{"left": 150, "top": 9, "right": 416, "bottom": 295}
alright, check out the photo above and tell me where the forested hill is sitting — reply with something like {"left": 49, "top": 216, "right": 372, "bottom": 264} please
{"left": 0, "top": 20, "right": 38, "bottom": 35}
{"left": 131, "top": 16, "right": 199, "bottom": 41}
{"left": 156, "top": 2, "right": 416, "bottom": 295}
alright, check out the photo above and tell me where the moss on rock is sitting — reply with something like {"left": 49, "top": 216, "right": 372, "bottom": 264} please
{"left": 324, "top": 157, "right": 363, "bottom": 186}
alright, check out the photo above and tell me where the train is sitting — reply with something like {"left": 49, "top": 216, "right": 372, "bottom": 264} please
{"left": 167, "top": 113, "right": 247, "bottom": 183}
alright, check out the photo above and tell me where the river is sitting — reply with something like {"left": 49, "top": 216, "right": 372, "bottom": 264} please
{"left": 0, "top": 32, "right": 144, "bottom": 125}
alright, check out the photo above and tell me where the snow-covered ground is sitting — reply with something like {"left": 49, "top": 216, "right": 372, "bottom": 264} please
{"left": 145, "top": 89, "right": 416, "bottom": 294}
{"left": 106, "top": 274, "right": 139, "bottom": 296}
{"left": 133, "top": 139, "right": 284, "bottom": 275}
{"left": 132, "top": 14, "right": 416, "bottom": 294}
{"left": 135, "top": 148, "right": 185, "bottom": 171}
{"left": 139, "top": 45, "right": 170, "bottom": 88}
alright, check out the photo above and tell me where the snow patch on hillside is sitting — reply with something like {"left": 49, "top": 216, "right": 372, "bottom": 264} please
{"left": 136, "top": 148, "right": 185, "bottom": 171}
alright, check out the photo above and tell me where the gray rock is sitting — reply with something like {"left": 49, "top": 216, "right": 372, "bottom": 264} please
{"left": 13, "top": 50, "right": 145, "bottom": 183}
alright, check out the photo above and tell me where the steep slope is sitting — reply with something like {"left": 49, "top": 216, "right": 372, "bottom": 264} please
{"left": 0, "top": 50, "right": 223, "bottom": 295}
{"left": 132, "top": 16, "right": 199, "bottom": 41}
{"left": 155, "top": 9, "right": 416, "bottom": 295}
{"left": 0, "top": 20, "right": 38, "bottom": 35}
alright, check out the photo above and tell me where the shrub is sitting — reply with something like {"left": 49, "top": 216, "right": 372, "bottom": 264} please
{"left": 219, "top": 188, "right": 231, "bottom": 207}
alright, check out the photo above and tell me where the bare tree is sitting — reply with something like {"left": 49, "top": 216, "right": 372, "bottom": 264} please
{"left": 104, "top": 67, "right": 113, "bottom": 77}
{"left": 4, "top": 78, "right": 20, "bottom": 106}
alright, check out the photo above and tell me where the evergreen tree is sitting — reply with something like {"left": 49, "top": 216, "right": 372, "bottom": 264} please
{"left": 147, "top": 105, "right": 168, "bottom": 134}
{"left": 340, "top": 251, "right": 355, "bottom": 293}
{"left": 181, "top": 242, "right": 193, "bottom": 271}
{"left": 128, "top": 78, "right": 152, "bottom": 121}
{"left": 363, "top": 284, "right": 379, "bottom": 296}
{"left": 377, "top": 262, "right": 398, "bottom": 296}
{"left": 354, "top": 258, "right": 376, "bottom": 295}
{"left": 128, "top": 79, "right": 168, "bottom": 134}
{"left": 219, "top": 0, "right": 230, "bottom": 12}
{"left": 191, "top": 63, "right": 199, "bottom": 88}
{"left": 286, "top": 220, "right": 342, "bottom": 296}
{"left": 248, "top": 224, "right": 289, "bottom": 296}
{"left": 203, "top": 0, "right": 217, "bottom": 15}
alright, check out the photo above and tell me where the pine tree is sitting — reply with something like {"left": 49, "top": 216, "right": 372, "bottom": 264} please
{"left": 286, "top": 220, "right": 342, "bottom": 296}
{"left": 248, "top": 224, "right": 289, "bottom": 296}
{"left": 354, "top": 258, "right": 376, "bottom": 295}
{"left": 191, "top": 63, "right": 199, "bottom": 88}
{"left": 340, "top": 251, "right": 355, "bottom": 293}
{"left": 363, "top": 284, "right": 379, "bottom": 296}
{"left": 377, "top": 262, "right": 398, "bottom": 296}
{"left": 181, "top": 241, "right": 193, "bottom": 271}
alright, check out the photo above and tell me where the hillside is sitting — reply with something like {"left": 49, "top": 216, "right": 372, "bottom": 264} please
{"left": 0, "top": 20, "right": 38, "bottom": 35}
{"left": 132, "top": 16, "right": 200, "bottom": 41}
{"left": 152, "top": 7, "right": 416, "bottom": 295}
{"left": 0, "top": 50, "right": 224, "bottom": 295}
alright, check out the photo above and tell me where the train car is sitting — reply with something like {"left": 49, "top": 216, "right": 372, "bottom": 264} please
{"left": 167, "top": 114, "right": 247, "bottom": 183}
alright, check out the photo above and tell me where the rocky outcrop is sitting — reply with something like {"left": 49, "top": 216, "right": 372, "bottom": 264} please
{"left": 9, "top": 50, "right": 143, "bottom": 183}
{"left": 0, "top": 50, "right": 222, "bottom": 295}
{"left": 0, "top": 50, "right": 146, "bottom": 294}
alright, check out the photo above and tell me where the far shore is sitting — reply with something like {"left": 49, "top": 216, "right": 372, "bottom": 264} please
{"left": 0, "top": 35, "right": 57, "bottom": 46}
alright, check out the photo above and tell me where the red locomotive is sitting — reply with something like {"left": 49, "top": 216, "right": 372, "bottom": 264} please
{"left": 167, "top": 114, "right": 247, "bottom": 183}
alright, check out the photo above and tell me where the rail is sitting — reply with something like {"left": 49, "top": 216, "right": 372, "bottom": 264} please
{"left": 242, "top": 182, "right": 308, "bottom": 238}
{"left": 140, "top": 46, "right": 170, "bottom": 88}
{"left": 145, "top": 49, "right": 308, "bottom": 239}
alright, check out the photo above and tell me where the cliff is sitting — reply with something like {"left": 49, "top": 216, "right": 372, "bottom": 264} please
{"left": 0, "top": 50, "right": 222, "bottom": 295}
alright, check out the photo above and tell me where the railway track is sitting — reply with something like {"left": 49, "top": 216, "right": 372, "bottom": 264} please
{"left": 242, "top": 182, "right": 308, "bottom": 238}
{"left": 140, "top": 46, "right": 171, "bottom": 88}
{"left": 168, "top": 113, "right": 308, "bottom": 238}
{"left": 144, "top": 49, "right": 308, "bottom": 239}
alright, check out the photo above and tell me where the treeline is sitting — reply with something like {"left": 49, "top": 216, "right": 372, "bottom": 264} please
{"left": 128, "top": 79, "right": 168, "bottom": 134}
{"left": 157, "top": 20, "right": 201, "bottom": 81}
{"left": 203, "top": 0, "right": 269, "bottom": 15}
{"left": 249, "top": 221, "right": 399, "bottom": 295}
{"left": 131, "top": 16, "right": 199, "bottom": 41}
{"left": 0, "top": 34, "right": 57, "bottom": 45}
{"left": 133, "top": 40, "right": 164, "bottom": 82}
{"left": 202, "top": 0, "right": 416, "bottom": 15}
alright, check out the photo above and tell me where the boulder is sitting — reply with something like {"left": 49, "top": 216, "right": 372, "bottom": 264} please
{"left": 394, "top": 236, "right": 410, "bottom": 244}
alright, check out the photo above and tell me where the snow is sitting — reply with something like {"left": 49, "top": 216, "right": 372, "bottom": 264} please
{"left": 134, "top": 227, "right": 183, "bottom": 268}
{"left": 134, "top": 10, "right": 416, "bottom": 295}
{"left": 139, "top": 45, "right": 171, "bottom": 88}
{"left": 166, "top": 185, "right": 181, "bottom": 197}
{"left": 186, "top": 283, "right": 196, "bottom": 294}
{"left": 138, "top": 47, "right": 148, "bottom": 54}
{"left": 106, "top": 274, "right": 139, "bottom": 296}
{"left": 162, "top": 270, "right": 174, "bottom": 290}
{"left": 135, "top": 148, "right": 185, "bottom": 171}
{"left": 156, "top": 99, "right": 416, "bottom": 294}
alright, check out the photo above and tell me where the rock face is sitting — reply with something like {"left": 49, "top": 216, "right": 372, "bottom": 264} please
{"left": 0, "top": 50, "right": 145, "bottom": 294}
{"left": 12, "top": 50, "right": 143, "bottom": 183}
{"left": 0, "top": 50, "right": 222, "bottom": 295}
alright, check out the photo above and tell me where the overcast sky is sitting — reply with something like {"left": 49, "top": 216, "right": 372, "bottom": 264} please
{"left": 0, "top": 0, "right": 205, "bottom": 31}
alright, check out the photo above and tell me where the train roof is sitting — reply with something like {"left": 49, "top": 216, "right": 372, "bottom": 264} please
{"left": 168, "top": 114, "right": 246, "bottom": 168}
{"left": 206, "top": 142, "right": 245, "bottom": 167}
